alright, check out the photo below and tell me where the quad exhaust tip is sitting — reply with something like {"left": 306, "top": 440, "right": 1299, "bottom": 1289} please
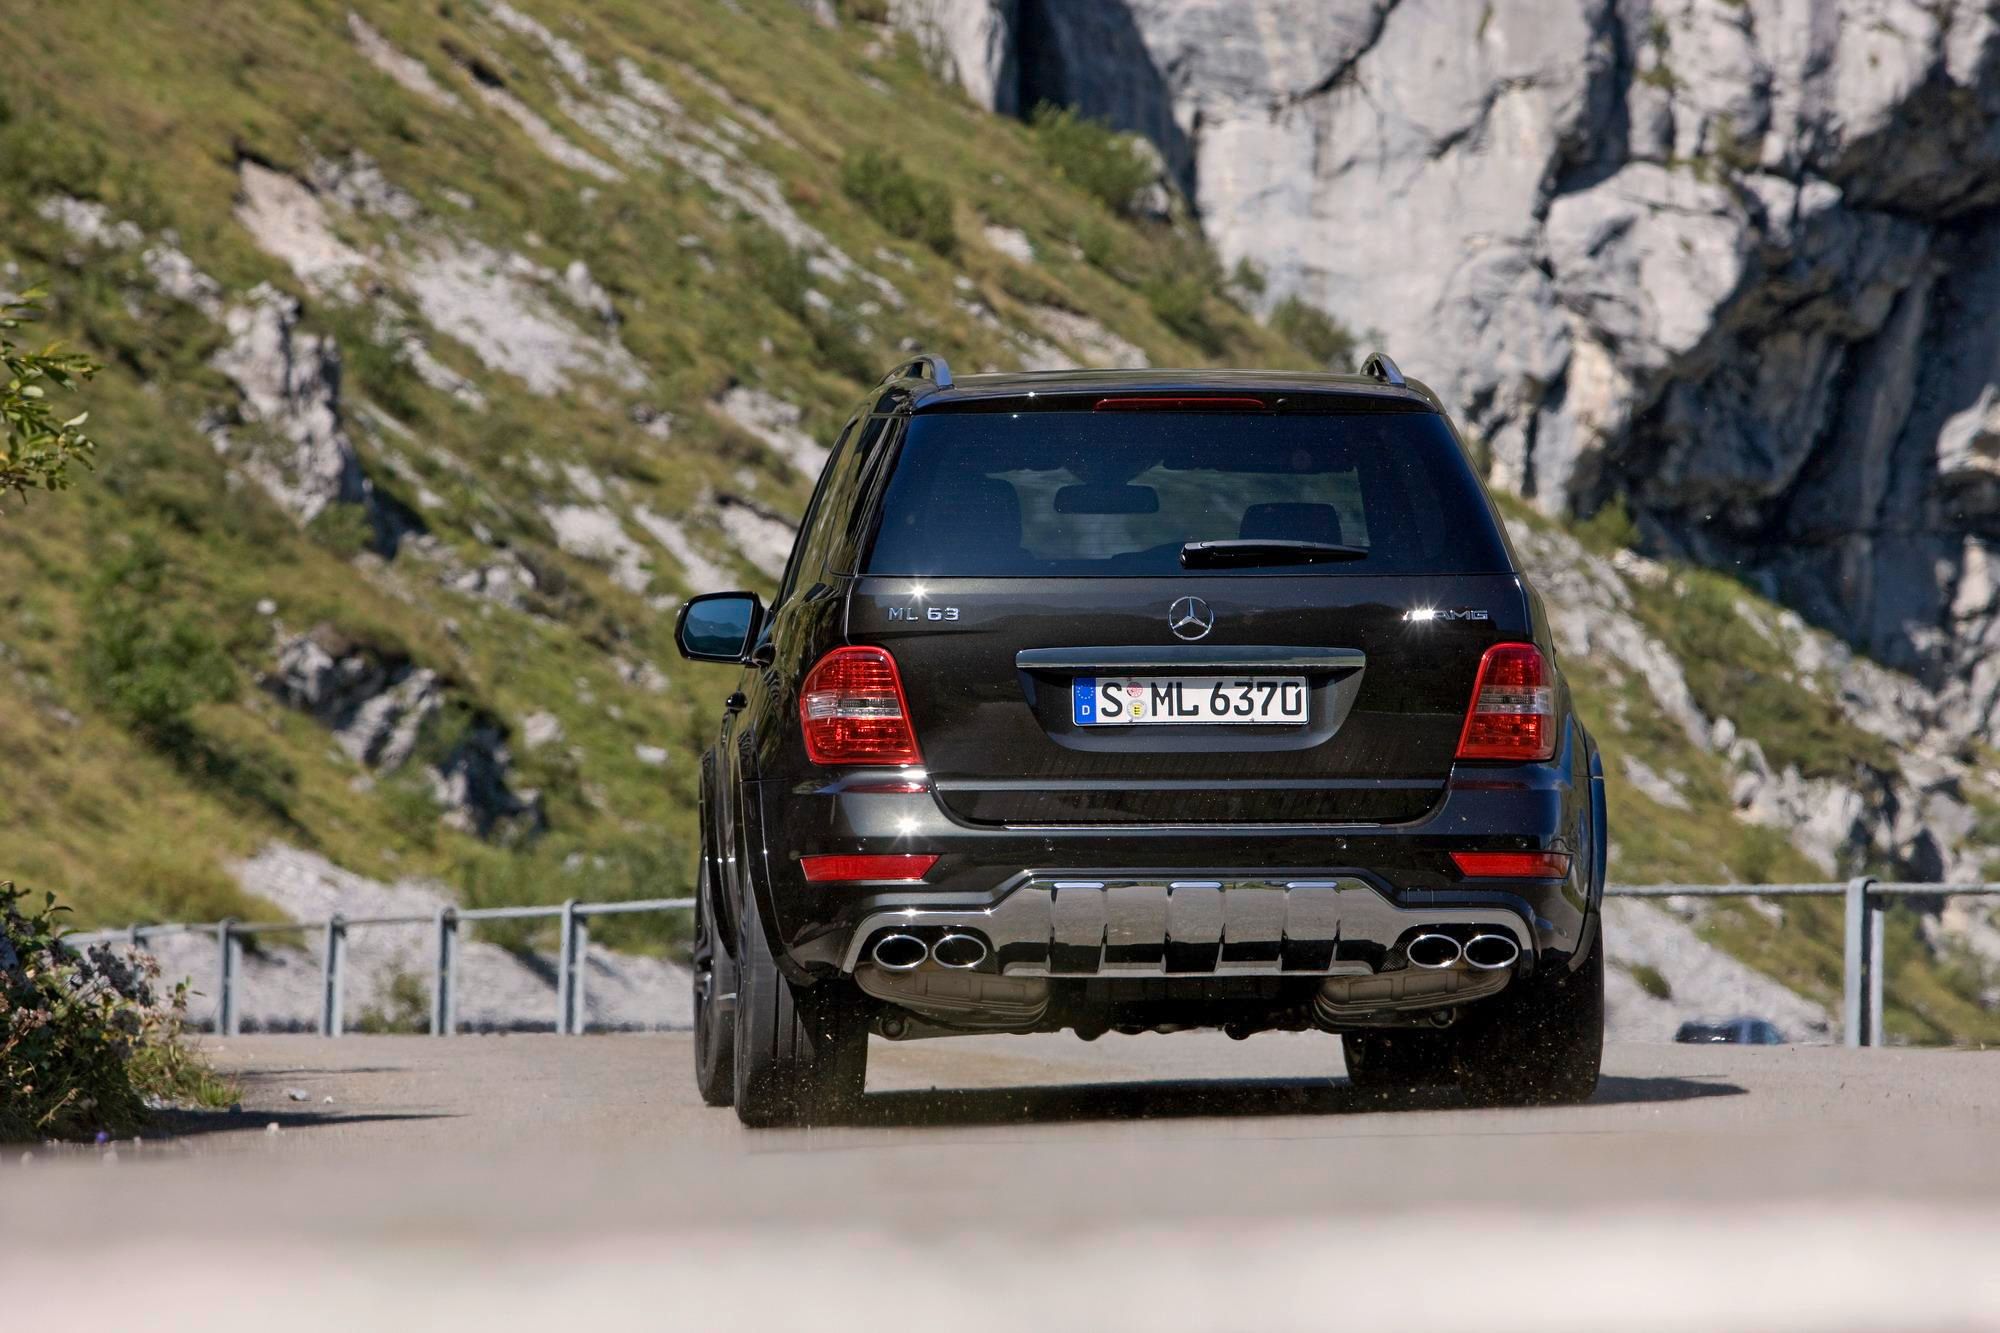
{"left": 931, "top": 933, "right": 989, "bottom": 970}
{"left": 1406, "top": 933, "right": 1463, "bottom": 969}
{"left": 870, "top": 933, "right": 928, "bottom": 972}
{"left": 1463, "top": 933, "right": 1521, "bottom": 971}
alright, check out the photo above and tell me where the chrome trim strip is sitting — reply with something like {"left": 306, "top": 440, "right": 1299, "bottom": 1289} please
{"left": 1016, "top": 646, "right": 1365, "bottom": 673}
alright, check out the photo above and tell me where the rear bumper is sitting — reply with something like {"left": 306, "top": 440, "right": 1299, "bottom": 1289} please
{"left": 836, "top": 872, "right": 1531, "bottom": 978}
{"left": 742, "top": 756, "right": 1598, "bottom": 978}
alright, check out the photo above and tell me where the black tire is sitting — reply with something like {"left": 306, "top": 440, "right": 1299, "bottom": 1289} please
{"left": 732, "top": 887, "right": 869, "bottom": 1128}
{"left": 1341, "top": 1028, "right": 1455, "bottom": 1095}
{"left": 692, "top": 861, "right": 737, "bottom": 1108}
{"left": 1449, "top": 924, "right": 1604, "bottom": 1107}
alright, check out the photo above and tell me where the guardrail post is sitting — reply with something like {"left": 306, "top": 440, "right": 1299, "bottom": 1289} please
{"left": 556, "top": 898, "right": 578, "bottom": 1035}
{"left": 431, "top": 907, "right": 457, "bottom": 1037}
{"left": 216, "top": 919, "right": 238, "bottom": 1037}
{"left": 1843, "top": 876, "right": 1877, "bottom": 1047}
{"left": 1868, "top": 894, "right": 1887, "bottom": 1049}
{"left": 571, "top": 914, "right": 590, "bottom": 1036}
{"left": 321, "top": 915, "right": 345, "bottom": 1038}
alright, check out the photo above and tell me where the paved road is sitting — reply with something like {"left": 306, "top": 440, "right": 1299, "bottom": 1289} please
{"left": 9, "top": 1032, "right": 2000, "bottom": 1330}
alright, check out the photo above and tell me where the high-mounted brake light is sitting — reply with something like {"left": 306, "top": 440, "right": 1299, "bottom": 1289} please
{"left": 800, "top": 853, "right": 938, "bottom": 884}
{"left": 1455, "top": 643, "right": 1555, "bottom": 761}
{"left": 800, "top": 646, "right": 922, "bottom": 765}
{"left": 1093, "top": 396, "right": 1268, "bottom": 412}
{"left": 1450, "top": 851, "right": 1571, "bottom": 880}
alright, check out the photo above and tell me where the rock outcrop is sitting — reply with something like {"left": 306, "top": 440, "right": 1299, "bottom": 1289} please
{"left": 899, "top": 0, "right": 2000, "bottom": 752}
{"left": 262, "top": 626, "right": 544, "bottom": 839}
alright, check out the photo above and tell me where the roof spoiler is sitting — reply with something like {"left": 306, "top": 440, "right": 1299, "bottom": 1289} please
{"left": 882, "top": 354, "right": 954, "bottom": 390}
{"left": 1359, "top": 351, "right": 1405, "bottom": 387}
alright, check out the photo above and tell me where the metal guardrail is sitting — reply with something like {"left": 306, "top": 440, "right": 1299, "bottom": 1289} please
{"left": 1607, "top": 877, "right": 2000, "bottom": 1048}
{"left": 65, "top": 897, "right": 693, "bottom": 1037}
{"left": 63, "top": 878, "right": 2000, "bottom": 1045}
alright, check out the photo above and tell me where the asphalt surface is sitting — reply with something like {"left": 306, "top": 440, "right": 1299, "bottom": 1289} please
{"left": 9, "top": 1031, "right": 2000, "bottom": 1330}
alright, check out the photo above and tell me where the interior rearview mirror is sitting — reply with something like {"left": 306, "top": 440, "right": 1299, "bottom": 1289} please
{"left": 675, "top": 591, "right": 764, "bottom": 663}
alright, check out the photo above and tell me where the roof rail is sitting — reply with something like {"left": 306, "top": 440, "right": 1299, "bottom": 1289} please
{"left": 884, "top": 353, "right": 954, "bottom": 390}
{"left": 1359, "top": 351, "right": 1406, "bottom": 387}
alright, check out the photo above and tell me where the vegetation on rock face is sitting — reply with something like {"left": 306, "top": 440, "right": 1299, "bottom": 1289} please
{"left": 1268, "top": 295, "right": 1358, "bottom": 370}
{"left": 1029, "top": 104, "right": 1158, "bottom": 219}
{"left": 840, "top": 148, "right": 957, "bottom": 256}
{"left": 1, "top": 882, "right": 232, "bottom": 1142}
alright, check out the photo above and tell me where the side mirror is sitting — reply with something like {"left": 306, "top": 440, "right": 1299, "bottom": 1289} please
{"left": 675, "top": 591, "right": 764, "bottom": 663}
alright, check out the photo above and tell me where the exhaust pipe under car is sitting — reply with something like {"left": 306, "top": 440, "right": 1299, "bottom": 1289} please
{"left": 930, "top": 933, "right": 988, "bottom": 969}
{"left": 1462, "top": 933, "right": 1521, "bottom": 971}
{"left": 1406, "top": 933, "right": 1463, "bottom": 969}
{"left": 870, "top": 933, "right": 929, "bottom": 972}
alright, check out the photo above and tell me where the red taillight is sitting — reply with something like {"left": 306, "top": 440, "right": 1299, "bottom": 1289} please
{"left": 1450, "top": 851, "right": 1572, "bottom": 879}
{"left": 800, "top": 646, "right": 921, "bottom": 765}
{"left": 800, "top": 854, "right": 939, "bottom": 883}
{"left": 1455, "top": 643, "right": 1555, "bottom": 761}
{"left": 1093, "top": 396, "right": 1268, "bottom": 412}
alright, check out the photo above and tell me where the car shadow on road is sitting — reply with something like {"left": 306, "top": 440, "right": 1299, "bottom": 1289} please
{"left": 851, "top": 1072, "right": 1745, "bottom": 1129}
{"left": 150, "top": 1109, "right": 457, "bottom": 1139}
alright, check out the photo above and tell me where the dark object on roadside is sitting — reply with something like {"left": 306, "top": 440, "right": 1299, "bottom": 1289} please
{"left": 1676, "top": 1018, "right": 1786, "bottom": 1045}
{"left": 676, "top": 354, "right": 1608, "bottom": 1127}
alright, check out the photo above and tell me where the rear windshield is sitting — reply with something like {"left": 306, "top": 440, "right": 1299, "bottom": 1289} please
{"left": 862, "top": 409, "right": 1511, "bottom": 577}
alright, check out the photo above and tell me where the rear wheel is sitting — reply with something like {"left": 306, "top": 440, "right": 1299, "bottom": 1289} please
{"left": 691, "top": 861, "right": 736, "bottom": 1108}
{"left": 1449, "top": 925, "right": 1604, "bottom": 1107}
{"left": 732, "top": 887, "right": 869, "bottom": 1128}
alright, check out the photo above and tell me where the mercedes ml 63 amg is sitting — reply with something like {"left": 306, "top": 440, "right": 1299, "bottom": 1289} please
{"left": 676, "top": 354, "right": 1607, "bottom": 1126}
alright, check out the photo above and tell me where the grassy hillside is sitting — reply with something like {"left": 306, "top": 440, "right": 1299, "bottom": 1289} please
{"left": 0, "top": 0, "right": 1310, "bottom": 944}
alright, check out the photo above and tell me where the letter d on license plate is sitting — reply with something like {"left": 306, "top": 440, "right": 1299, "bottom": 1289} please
{"left": 1072, "top": 677, "right": 1098, "bottom": 726}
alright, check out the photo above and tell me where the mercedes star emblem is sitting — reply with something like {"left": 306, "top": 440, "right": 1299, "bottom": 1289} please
{"left": 1168, "top": 595, "right": 1215, "bottom": 641}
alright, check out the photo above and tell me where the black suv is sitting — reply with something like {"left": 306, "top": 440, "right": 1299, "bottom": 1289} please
{"left": 677, "top": 355, "right": 1607, "bottom": 1126}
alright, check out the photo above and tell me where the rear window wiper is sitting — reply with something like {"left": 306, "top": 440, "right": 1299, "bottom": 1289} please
{"left": 1179, "top": 539, "right": 1368, "bottom": 569}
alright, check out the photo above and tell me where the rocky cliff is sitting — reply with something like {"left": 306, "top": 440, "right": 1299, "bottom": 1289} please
{"left": 902, "top": 0, "right": 2000, "bottom": 743}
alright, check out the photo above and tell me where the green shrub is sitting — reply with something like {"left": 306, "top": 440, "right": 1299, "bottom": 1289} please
{"left": 740, "top": 222, "right": 815, "bottom": 319}
{"left": 1626, "top": 961, "right": 1673, "bottom": 1000}
{"left": 841, "top": 148, "right": 956, "bottom": 256}
{"left": 354, "top": 968, "right": 430, "bottom": 1034}
{"left": 1228, "top": 257, "right": 1267, "bottom": 302}
{"left": 305, "top": 500, "right": 378, "bottom": 559}
{"left": 78, "top": 536, "right": 298, "bottom": 821}
{"left": 1, "top": 882, "right": 231, "bottom": 1141}
{"left": 1144, "top": 274, "right": 1226, "bottom": 355}
{"left": 1269, "top": 295, "right": 1357, "bottom": 369}
{"left": 1576, "top": 497, "right": 1640, "bottom": 553}
{"left": 80, "top": 536, "right": 235, "bottom": 746}
{"left": 1073, "top": 215, "right": 1130, "bottom": 276}
{"left": 1030, "top": 104, "right": 1155, "bottom": 218}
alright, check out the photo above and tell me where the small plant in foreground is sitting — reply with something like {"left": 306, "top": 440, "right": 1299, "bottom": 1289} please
{"left": 1, "top": 881, "right": 232, "bottom": 1141}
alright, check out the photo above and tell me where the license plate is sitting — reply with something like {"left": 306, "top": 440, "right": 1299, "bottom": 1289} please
{"left": 1072, "top": 676, "right": 1309, "bottom": 726}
